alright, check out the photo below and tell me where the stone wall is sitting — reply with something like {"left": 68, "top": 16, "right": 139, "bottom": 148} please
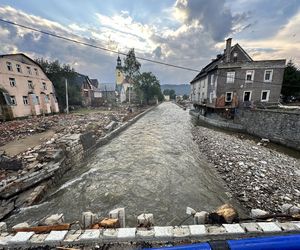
{"left": 237, "top": 109, "right": 300, "bottom": 150}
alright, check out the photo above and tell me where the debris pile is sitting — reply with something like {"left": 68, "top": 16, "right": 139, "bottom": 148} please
{"left": 192, "top": 126, "right": 300, "bottom": 213}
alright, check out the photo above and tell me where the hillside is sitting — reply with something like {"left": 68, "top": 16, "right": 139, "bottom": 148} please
{"left": 161, "top": 84, "right": 190, "bottom": 96}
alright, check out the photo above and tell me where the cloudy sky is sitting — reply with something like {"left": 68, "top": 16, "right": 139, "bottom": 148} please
{"left": 0, "top": 0, "right": 299, "bottom": 84}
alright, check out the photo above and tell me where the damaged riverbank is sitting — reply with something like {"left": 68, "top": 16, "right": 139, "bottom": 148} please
{"left": 0, "top": 105, "right": 157, "bottom": 220}
{"left": 192, "top": 126, "right": 300, "bottom": 213}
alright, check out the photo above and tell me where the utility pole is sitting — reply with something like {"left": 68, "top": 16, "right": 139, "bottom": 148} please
{"left": 128, "top": 83, "right": 131, "bottom": 104}
{"left": 65, "top": 78, "right": 69, "bottom": 114}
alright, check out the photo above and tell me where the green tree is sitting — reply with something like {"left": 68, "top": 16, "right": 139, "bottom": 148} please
{"left": 35, "top": 58, "right": 82, "bottom": 110}
{"left": 182, "top": 94, "right": 189, "bottom": 100}
{"left": 136, "top": 72, "right": 164, "bottom": 104}
{"left": 282, "top": 60, "right": 300, "bottom": 97}
{"left": 163, "top": 89, "right": 176, "bottom": 100}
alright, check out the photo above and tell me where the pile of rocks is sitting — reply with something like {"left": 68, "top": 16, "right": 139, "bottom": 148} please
{"left": 192, "top": 126, "right": 300, "bottom": 213}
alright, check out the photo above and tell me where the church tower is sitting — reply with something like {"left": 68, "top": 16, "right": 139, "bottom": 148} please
{"left": 115, "top": 56, "right": 124, "bottom": 85}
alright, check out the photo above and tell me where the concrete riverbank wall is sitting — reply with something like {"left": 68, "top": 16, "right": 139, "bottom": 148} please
{"left": 0, "top": 105, "right": 158, "bottom": 220}
{"left": 190, "top": 109, "right": 300, "bottom": 151}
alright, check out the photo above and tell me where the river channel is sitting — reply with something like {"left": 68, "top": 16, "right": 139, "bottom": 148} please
{"left": 7, "top": 102, "right": 244, "bottom": 226}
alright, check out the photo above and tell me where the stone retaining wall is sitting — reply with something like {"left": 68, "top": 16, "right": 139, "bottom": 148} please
{"left": 1, "top": 221, "right": 300, "bottom": 249}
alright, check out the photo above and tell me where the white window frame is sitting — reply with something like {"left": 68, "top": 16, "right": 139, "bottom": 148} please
{"left": 264, "top": 69, "right": 273, "bottom": 82}
{"left": 225, "top": 92, "right": 233, "bottom": 102}
{"left": 210, "top": 74, "right": 214, "bottom": 85}
{"left": 9, "top": 78, "right": 16, "bottom": 87}
{"left": 226, "top": 72, "right": 235, "bottom": 83}
{"left": 243, "top": 91, "right": 252, "bottom": 102}
{"left": 10, "top": 96, "right": 17, "bottom": 105}
{"left": 261, "top": 90, "right": 270, "bottom": 102}
{"left": 16, "top": 64, "right": 22, "bottom": 73}
{"left": 6, "top": 62, "right": 13, "bottom": 71}
{"left": 245, "top": 70, "right": 255, "bottom": 83}
{"left": 23, "top": 96, "right": 29, "bottom": 105}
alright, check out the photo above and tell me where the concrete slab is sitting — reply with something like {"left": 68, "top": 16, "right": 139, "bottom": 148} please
{"left": 8, "top": 232, "right": 34, "bottom": 245}
{"left": 154, "top": 226, "right": 173, "bottom": 239}
{"left": 117, "top": 228, "right": 136, "bottom": 241}
{"left": 44, "top": 230, "right": 68, "bottom": 244}
{"left": 103, "top": 229, "right": 118, "bottom": 241}
{"left": 278, "top": 222, "right": 299, "bottom": 231}
{"left": 79, "top": 229, "right": 101, "bottom": 242}
{"left": 173, "top": 226, "right": 190, "bottom": 238}
{"left": 241, "top": 222, "right": 262, "bottom": 233}
{"left": 189, "top": 225, "right": 207, "bottom": 237}
{"left": 257, "top": 222, "right": 282, "bottom": 233}
{"left": 223, "top": 224, "right": 245, "bottom": 234}
{"left": 136, "top": 229, "right": 155, "bottom": 240}
{"left": 207, "top": 225, "right": 226, "bottom": 234}
{"left": 63, "top": 230, "right": 82, "bottom": 242}
{"left": 29, "top": 234, "right": 48, "bottom": 246}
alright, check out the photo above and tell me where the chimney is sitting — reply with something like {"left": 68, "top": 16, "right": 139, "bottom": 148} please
{"left": 225, "top": 38, "right": 232, "bottom": 63}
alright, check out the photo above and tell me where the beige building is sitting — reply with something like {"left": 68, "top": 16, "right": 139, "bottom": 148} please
{"left": 0, "top": 53, "right": 59, "bottom": 120}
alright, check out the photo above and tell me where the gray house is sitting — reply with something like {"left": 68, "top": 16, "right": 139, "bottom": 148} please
{"left": 190, "top": 38, "right": 286, "bottom": 117}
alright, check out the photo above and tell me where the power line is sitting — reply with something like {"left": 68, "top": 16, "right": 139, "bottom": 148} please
{"left": 0, "top": 18, "right": 201, "bottom": 73}
{"left": 0, "top": 18, "right": 293, "bottom": 87}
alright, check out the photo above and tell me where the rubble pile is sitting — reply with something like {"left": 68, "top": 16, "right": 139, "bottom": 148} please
{"left": 192, "top": 126, "right": 300, "bottom": 213}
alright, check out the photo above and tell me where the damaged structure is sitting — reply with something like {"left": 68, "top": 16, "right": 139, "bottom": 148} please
{"left": 0, "top": 53, "right": 59, "bottom": 120}
{"left": 190, "top": 38, "right": 286, "bottom": 118}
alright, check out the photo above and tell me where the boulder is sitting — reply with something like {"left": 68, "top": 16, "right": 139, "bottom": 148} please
{"left": 137, "top": 213, "right": 154, "bottom": 227}
{"left": 44, "top": 213, "right": 64, "bottom": 225}
{"left": 194, "top": 211, "right": 209, "bottom": 224}
{"left": 281, "top": 204, "right": 300, "bottom": 215}
{"left": 0, "top": 222, "right": 7, "bottom": 232}
{"left": 250, "top": 209, "right": 269, "bottom": 218}
{"left": 12, "top": 222, "right": 29, "bottom": 231}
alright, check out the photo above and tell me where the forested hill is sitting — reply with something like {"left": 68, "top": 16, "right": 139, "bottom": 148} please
{"left": 160, "top": 84, "right": 190, "bottom": 96}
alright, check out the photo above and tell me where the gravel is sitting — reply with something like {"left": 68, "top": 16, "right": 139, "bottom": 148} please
{"left": 192, "top": 126, "right": 300, "bottom": 213}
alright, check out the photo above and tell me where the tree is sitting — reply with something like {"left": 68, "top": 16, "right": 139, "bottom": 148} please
{"left": 282, "top": 60, "right": 300, "bottom": 97}
{"left": 163, "top": 89, "right": 176, "bottom": 100}
{"left": 135, "top": 72, "right": 164, "bottom": 104}
{"left": 183, "top": 94, "right": 189, "bottom": 100}
{"left": 35, "top": 58, "right": 82, "bottom": 110}
{"left": 123, "top": 48, "right": 141, "bottom": 80}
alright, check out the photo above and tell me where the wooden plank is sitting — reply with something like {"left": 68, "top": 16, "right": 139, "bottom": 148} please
{"left": 13, "top": 223, "right": 70, "bottom": 233}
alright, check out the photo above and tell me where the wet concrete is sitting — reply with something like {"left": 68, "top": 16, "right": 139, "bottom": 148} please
{"left": 6, "top": 103, "right": 245, "bottom": 227}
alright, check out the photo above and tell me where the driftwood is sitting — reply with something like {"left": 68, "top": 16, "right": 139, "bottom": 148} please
{"left": 13, "top": 223, "right": 70, "bottom": 233}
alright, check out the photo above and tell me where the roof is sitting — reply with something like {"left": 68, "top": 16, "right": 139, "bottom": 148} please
{"left": 90, "top": 79, "right": 99, "bottom": 88}
{"left": 73, "top": 73, "right": 94, "bottom": 89}
{"left": 190, "top": 43, "right": 253, "bottom": 84}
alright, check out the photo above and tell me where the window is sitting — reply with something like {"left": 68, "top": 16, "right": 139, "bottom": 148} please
{"left": 245, "top": 70, "right": 254, "bottom": 82}
{"left": 225, "top": 92, "right": 233, "bottom": 102}
{"left": 6, "top": 62, "right": 13, "bottom": 71}
{"left": 10, "top": 96, "right": 16, "bottom": 105}
{"left": 243, "top": 91, "right": 252, "bottom": 101}
{"left": 27, "top": 66, "right": 32, "bottom": 75}
{"left": 233, "top": 52, "right": 238, "bottom": 62}
{"left": 264, "top": 70, "right": 273, "bottom": 82}
{"left": 16, "top": 64, "right": 22, "bottom": 73}
{"left": 23, "top": 96, "right": 29, "bottom": 105}
{"left": 261, "top": 90, "right": 270, "bottom": 102}
{"left": 209, "top": 92, "right": 213, "bottom": 103}
{"left": 9, "top": 78, "right": 16, "bottom": 87}
{"left": 226, "top": 72, "right": 235, "bottom": 83}
{"left": 210, "top": 74, "right": 214, "bottom": 85}
{"left": 28, "top": 80, "right": 34, "bottom": 90}
{"left": 45, "top": 94, "right": 50, "bottom": 103}
{"left": 36, "top": 96, "right": 40, "bottom": 104}
{"left": 42, "top": 82, "right": 47, "bottom": 90}
{"left": 34, "top": 68, "right": 39, "bottom": 75}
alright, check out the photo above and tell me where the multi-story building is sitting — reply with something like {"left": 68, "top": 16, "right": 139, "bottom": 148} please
{"left": 190, "top": 38, "right": 286, "bottom": 117}
{"left": 0, "top": 53, "right": 59, "bottom": 120}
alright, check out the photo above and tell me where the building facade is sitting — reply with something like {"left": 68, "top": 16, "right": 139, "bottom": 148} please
{"left": 190, "top": 38, "right": 286, "bottom": 117}
{"left": 0, "top": 53, "right": 59, "bottom": 120}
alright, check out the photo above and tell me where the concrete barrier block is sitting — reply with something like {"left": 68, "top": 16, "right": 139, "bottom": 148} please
{"left": 63, "top": 230, "right": 82, "bottom": 242}
{"left": 29, "top": 233, "right": 48, "bottom": 246}
{"left": 136, "top": 228, "right": 155, "bottom": 240}
{"left": 154, "top": 226, "right": 173, "bottom": 239}
{"left": 79, "top": 229, "right": 101, "bottom": 243}
{"left": 207, "top": 225, "right": 226, "bottom": 234}
{"left": 103, "top": 229, "right": 118, "bottom": 241}
{"left": 223, "top": 224, "right": 245, "bottom": 234}
{"left": 117, "top": 228, "right": 136, "bottom": 241}
{"left": 241, "top": 222, "right": 262, "bottom": 233}
{"left": 137, "top": 213, "right": 154, "bottom": 227}
{"left": 292, "top": 221, "right": 300, "bottom": 229}
{"left": 257, "top": 222, "right": 282, "bottom": 232}
{"left": 81, "top": 211, "right": 97, "bottom": 229}
{"left": 109, "top": 208, "right": 125, "bottom": 228}
{"left": 189, "top": 225, "right": 206, "bottom": 237}
{"left": 278, "top": 222, "right": 299, "bottom": 231}
{"left": 44, "top": 230, "right": 68, "bottom": 244}
{"left": 173, "top": 226, "right": 190, "bottom": 238}
{"left": 8, "top": 232, "right": 35, "bottom": 245}
{"left": 0, "top": 234, "right": 13, "bottom": 246}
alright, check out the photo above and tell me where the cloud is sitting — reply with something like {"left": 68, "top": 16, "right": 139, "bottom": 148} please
{"left": 173, "top": 0, "right": 250, "bottom": 41}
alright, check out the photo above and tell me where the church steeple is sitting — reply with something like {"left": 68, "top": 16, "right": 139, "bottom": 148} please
{"left": 116, "top": 55, "right": 122, "bottom": 69}
{"left": 115, "top": 55, "right": 124, "bottom": 85}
